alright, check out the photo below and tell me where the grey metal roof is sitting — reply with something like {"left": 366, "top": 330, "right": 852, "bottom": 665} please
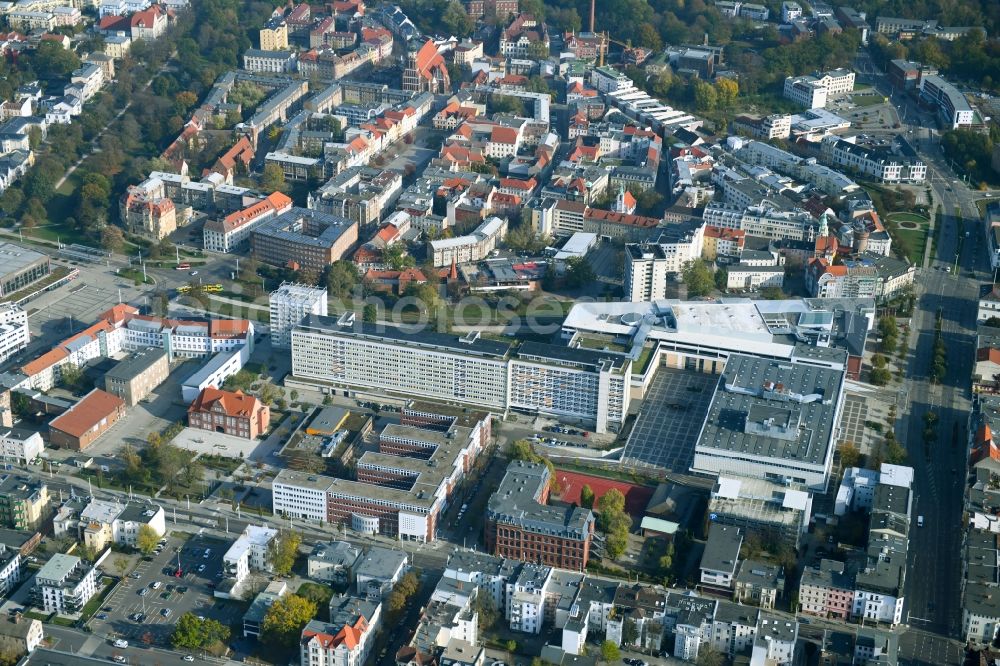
{"left": 105, "top": 349, "right": 167, "bottom": 383}
{"left": 487, "top": 460, "right": 594, "bottom": 539}
{"left": 354, "top": 546, "right": 407, "bottom": 580}
{"left": 299, "top": 315, "right": 513, "bottom": 358}
{"left": 696, "top": 353, "right": 843, "bottom": 465}
{"left": 701, "top": 524, "right": 742, "bottom": 575}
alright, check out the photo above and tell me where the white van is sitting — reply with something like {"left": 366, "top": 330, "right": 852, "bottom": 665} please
{"left": 917, "top": 515, "right": 924, "bottom": 527}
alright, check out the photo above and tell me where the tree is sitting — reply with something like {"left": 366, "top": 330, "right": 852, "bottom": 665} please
{"left": 113, "top": 555, "right": 130, "bottom": 578}
{"left": 261, "top": 594, "right": 317, "bottom": 648}
{"left": 564, "top": 257, "right": 595, "bottom": 289}
{"left": 714, "top": 78, "right": 739, "bottom": 107}
{"left": 839, "top": 442, "right": 861, "bottom": 468}
{"left": 31, "top": 40, "right": 80, "bottom": 80}
{"left": 172, "top": 612, "right": 231, "bottom": 651}
{"left": 440, "top": 0, "right": 473, "bottom": 37}
{"left": 296, "top": 582, "right": 333, "bottom": 610}
{"left": 326, "top": 261, "right": 358, "bottom": 299}
{"left": 260, "top": 163, "right": 287, "bottom": 193}
{"left": 681, "top": 260, "right": 714, "bottom": 297}
{"left": 693, "top": 80, "right": 718, "bottom": 112}
{"left": 59, "top": 364, "right": 86, "bottom": 392}
{"left": 985, "top": 316, "right": 1000, "bottom": 328}
{"left": 870, "top": 367, "right": 892, "bottom": 386}
{"left": 504, "top": 639, "right": 517, "bottom": 655}
{"left": 621, "top": 618, "right": 639, "bottom": 646}
{"left": 491, "top": 94, "right": 524, "bottom": 115}
{"left": 580, "top": 484, "right": 595, "bottom": 509}
{"left": 137, "top": 524, "right": 161, "bottom": 556}
{"left": 267, "top": 530, "right": 302, "bottom": 575}
{"left": 473, "top": 592, "right": 499, "bottom": 629}
{"left": 599, "top": 640, "right": 620, "bottom": 663}
{"left": 605, "top": 531, "right": 628, "bottom": 559}
{"left": 597, "top": 488, "right": 625, "bottom": 516}
{"left": 696, "top": 647, "right": 725, "bottom": 666}
{"left": 101, "top": 225, "right": 125, "bottom": 253}
{"left": 363, "top": 303, "right": 378, "bottom": 323}
{"left": 383, "top": 243, "right": 414, "bottom": 271}
{"left": 526, "top": 41, "right": 550, "bottom": 59}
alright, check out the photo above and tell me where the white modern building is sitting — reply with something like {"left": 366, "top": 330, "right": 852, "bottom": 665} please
{"left": 428, "top": 217, "right": 508, "bottom": 267}
{"left": 0, "top": 304, "right": 29, "bottom": 364}
{"left": 919, "top": 74, "right": 975, "bottom": 129}
{"left": 269, "top": 283, "right": 329, "bottom": 349}
{"left": 820, "top": 136, "right": 926, "bottom": 184}
{"left": 783, "top": 70, "right": 854, "bottom": 110}
{"left": 224, "top": 526, "right": 277, "bottom": 585}
{"left": 35, "top": 554, "right": 99, "bottom": 615}
{"left": 0, "top": 428, "right": 42, "bottom": 466}
{"left": 180, "top": 347, "right": 249, "bottom": 402}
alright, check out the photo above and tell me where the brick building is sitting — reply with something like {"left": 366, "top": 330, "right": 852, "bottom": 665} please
{"left": 486, "top": 460, "right": 595, "bottom": 571}
{"left": 48, "top": 389, "right": 126, "bottom": 450}
{"left": 187, "top": 388, "right": 270, "bottom": 440}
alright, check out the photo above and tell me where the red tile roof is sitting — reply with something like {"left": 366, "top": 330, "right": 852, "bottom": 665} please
{"left": 188, "top": 388, "right": 263, "bottom": 418}
{"left": 49, "top": 389, "right": 125, "bottom": 438}
{"left": 490, "top": 126, "right": 519, "bottom": 144}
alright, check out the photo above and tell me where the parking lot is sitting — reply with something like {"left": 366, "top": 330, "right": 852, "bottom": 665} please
{"left": 621, "top": 366, "right": 718, "bottom": 473}
{"left": 92, "top": 533, "right": 243, "bottom": 647}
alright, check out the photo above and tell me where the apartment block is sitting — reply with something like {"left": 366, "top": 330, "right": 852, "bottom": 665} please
{"left": 34, "top": 554, "right": 98, "bottom": 615}
{"left": 269, "top": 283, "right": 328, "bottom": 349}
{"left": 0, "top": 304, "right": 29, "bottom": 364}
{"left": 0, "top": 475, "right": 47, "bottom": 531}
{"left": 428, "top": 216, "right": 508, "bottom": 267}
{"left": 820, "top": 136, "right": 926, "bottom": 184}
{"left": 203, "top": 192, "right": 293, "bottom": 253}
{"left": 919, "top": 74, "right": 975, "bottom": 129}
{"left": 301, "top": 596, "right": 381, "bottom": 666}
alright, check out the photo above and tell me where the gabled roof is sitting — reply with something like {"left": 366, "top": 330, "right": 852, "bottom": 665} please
{"left": 188, "top": 387, "right": 264, "bottom": 418}
{"left": 49, "top": 389, "right": 125, "bottom": 438}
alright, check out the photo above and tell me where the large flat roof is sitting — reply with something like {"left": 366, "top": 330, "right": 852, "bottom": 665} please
{"left": 298, "top": 315, "right": 513, "bottom": 359}
{"left": 695, "top": 354, "right": 843, "bottom": 466}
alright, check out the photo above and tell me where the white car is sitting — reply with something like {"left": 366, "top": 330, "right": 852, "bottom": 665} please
{"left": 113, "top": 639, "right": 128, "bottom": 649}
{"left": 183, "top": 657, "right": 195, "bottom": 662}
{"left": 151, "top": 581, "right": 162, "bottom": 590}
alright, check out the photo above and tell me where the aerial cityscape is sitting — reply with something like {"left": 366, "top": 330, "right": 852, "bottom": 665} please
{"left": 0, "top": 0, "right": 990, "bottom": 665}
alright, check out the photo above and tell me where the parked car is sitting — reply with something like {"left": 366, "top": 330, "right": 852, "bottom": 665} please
{"left": 113, "top": 640, "right": 128, "bottom": 649}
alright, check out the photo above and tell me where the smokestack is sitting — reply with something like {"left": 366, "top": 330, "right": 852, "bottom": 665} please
{"left": 589, "top": 0, "right": 595, "bottom": 33}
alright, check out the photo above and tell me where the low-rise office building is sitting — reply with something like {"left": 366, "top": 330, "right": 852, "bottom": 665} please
{"left": 103, "top": 348, "right": 169, "bottom": 407}
{"left": 693, "top": 352, "right": 846, "bottom": 491}
{"left": 428, "top": 217, "right": 508, "bottom": 267}
{"left": 0, "top": 244, "right": 50, "bottom": 300}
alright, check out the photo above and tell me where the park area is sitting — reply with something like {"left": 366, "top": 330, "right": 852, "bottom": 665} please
{"left": 886, "top": 212, "right": 930, "bottom": 265}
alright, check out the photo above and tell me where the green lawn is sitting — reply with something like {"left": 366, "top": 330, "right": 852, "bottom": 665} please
{"left": 886, "top": 212, "right": 930, "bottom": 265}
{"left": 851, "top": 94, "right": 886, "bottom": 108}
{"left": 632, "top": 345, "right": 656, "bottom": 376}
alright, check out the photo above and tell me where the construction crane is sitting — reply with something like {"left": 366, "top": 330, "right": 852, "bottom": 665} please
{"left": 598, "top": 33, "right": 633, "bottom": 67}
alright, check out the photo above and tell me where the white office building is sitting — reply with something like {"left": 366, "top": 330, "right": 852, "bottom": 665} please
{"left": 269, "top": 283, "right": 329, "bottom": 349}
{"left": 223, "top": 525, "right": 278, "bottom": 587}
{"left": 0, "top": 304, "right": 29, "bottom": 364}
{"left": 919, "top": 74, "right": 975, "bottom": 129}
